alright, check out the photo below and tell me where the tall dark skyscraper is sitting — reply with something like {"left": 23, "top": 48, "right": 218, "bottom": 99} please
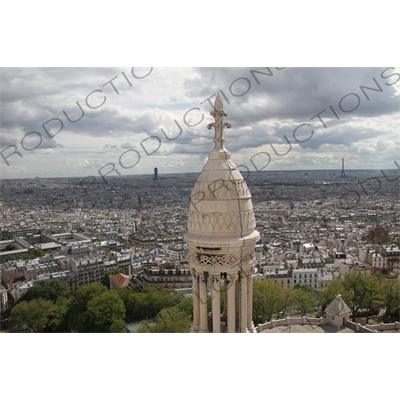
{"left": 154, "top": 167, "right": 158, "bottom": 181}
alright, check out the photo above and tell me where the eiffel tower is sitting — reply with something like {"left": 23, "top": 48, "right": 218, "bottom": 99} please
{"left": 340, "top": 158, "right": 346, "bottom": 178}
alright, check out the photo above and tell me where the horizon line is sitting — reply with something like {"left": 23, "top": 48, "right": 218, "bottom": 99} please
{"left": 1, "top": 168, "right": 399, "bottom": 181}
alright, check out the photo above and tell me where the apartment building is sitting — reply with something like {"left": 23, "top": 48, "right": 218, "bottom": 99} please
{"left": 292, "top": 268, "right": 320, "bottom": 290}
{"left": 134, "top": 262, "right": 192, "bottom": 292}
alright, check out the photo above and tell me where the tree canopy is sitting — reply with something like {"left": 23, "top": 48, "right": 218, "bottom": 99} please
{"left": 82, "top": 291, "right": 126, "bottom": 333}
{"left": 8, "top": 281, "right": 195, "bottom": 333}
{"left": 320, "top": 272, "right": 399, "bottom": 323}
{"left": 319, "top": 277, "right": 350, "bottom": 311}
{"left": 67, "top": 282, "right": 108, "bottom": 331}
{"left": 5, "top": 248, "right": 53, "bottom": 261}
{"left": 8, "top": 269, "right": 399, "bottom": 333}
{"left": 19, "top": 279, "right": 69, "bottom": 304}
{"left": 119, "top": 287, "right": 182, "bottom": 322}
{"left": 138, "top": 306, "right": 192, "bottom": 333}
{"left": 253, "top": 280, "right": 290, "bottom": 324}
{"left": 380, "top": 277, "right": 400, "bottom": 322}
{"left": 292, "top": 284, "right": 318, "bottom": 317}
{"left": 8, "top": 299, "right": 55, "bottom": 332}
{"left": 8, "top": 279, "right": 71, "bottom": 333}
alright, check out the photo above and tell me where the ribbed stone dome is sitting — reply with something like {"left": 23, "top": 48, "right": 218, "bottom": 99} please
{"left": 185, "top": 95, "right": 258, "bottom": 242}
{"left": 187, "top": 153, "right": 256, "bottom": 238}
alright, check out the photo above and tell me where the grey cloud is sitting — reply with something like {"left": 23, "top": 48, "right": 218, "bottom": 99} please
{"left": 120, "top": 141, "right": 134, "bottom": 149}
{"left": 191, "top": 67, "right": 398, "bottom": 121}
{"left": 1, "top": 67, "right": 398, "bottom": 178}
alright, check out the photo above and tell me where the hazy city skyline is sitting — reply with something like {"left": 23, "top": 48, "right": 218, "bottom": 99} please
{"left": 1, "top": 67, "right": 399, "bottom": 180}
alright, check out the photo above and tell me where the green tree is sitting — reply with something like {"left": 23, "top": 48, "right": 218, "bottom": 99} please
{"left": 9, "top": 280, "right": 70, "bottom": 332}
{"left": 123, "top": 288, "right": 179, "bottom": 322}
{"left": 252, "top": 280, "right": 287, "bottom": 324}
{"left": 6, "top": 248, "right": 53, "bottom": 261}
{"left": 360, "top": 275, "right": 384, "bottom": 324}
{"left": 138, "top": 306, "right": 192, "bottom": 333}
{"left": 45, "top": 298, "right": 71, "bottom": 332}
{"left": 343, "top": 272, "right": 374, "bottom": 321}
{"left": 319, "top": 277, "right": 350, "bottom": 312}
{"left": 68, "top": 282, "right": 108, "bottom": 331}
{"left": 110, "top": 319, "right": 129, "bottom": 333}
{"left": 291, "top": 284, "right": 318, "bottom": 317}
{"left": 174, "top": 296, "right": 193, "bottom": 320}
{"left": 117, "top": 287, "right": 131, "bottom": 303}
{"left": 322, "top": 273, "right": 383, "bottom": 322}
{"left": 8, "top": 299, "right": 55, "bottom": 332}
{"left": 18, "top": 285, "right": 44, "bottom": 304}
{"left": 380, "top": 277, "right": 400, "bottom": 323}
{"left": 82, "top": 291, "right": 126, "bottom": 333}
{"left": 19, "top": 279, "right": 69, "bottom": 304}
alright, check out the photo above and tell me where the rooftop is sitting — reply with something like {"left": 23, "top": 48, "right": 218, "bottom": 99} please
{"left": 110, "top": 273, "right": 130, "bottom": 289}
{"left": 325, "top": 294, "right": 352, "bottom": 317}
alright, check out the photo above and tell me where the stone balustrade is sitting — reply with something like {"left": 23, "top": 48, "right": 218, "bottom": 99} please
{"left": 257, "top": 316, "right": 324, "bottom": 332}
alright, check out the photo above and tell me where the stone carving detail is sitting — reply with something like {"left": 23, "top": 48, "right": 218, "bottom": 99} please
{"left": 207, "top": 95, "right": 231, "bottom": 141}
{"left": 241, "top": 211, "right": 256, "bottom": 231}
{"left": 189, "top": 251, "right": 255, "bottom": 266}
{"left": 203, "top": 254, "right": 238, "bottom": 266}
{"left": 226, "top": 273, "right": 238, "bottom": 283}
{"left": 188, "top": 210, "right": 256, "bottom": 233}
{"left": 239, "top": 269, "right": 252, "bottom": 279}
{"left": 188, "top": 211, "right": 239, "bottom": 232}
{"left": 190, "top": 267, "right": 200, "bottom": 279}
{"left": 191, "top": 180, "right": 251, "bottom": 200}
{"left": 210, "top": 273, "right": 221, "bottom": 284}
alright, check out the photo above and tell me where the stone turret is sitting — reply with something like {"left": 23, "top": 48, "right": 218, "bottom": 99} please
{"left": 325, "top": 294, "right": 352, "bottom": 328}
{"left": 184, "top": 95, "right": 259, "bottom": 333}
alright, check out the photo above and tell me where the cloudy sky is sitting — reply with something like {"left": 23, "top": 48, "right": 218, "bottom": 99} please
{"left": 0, "top": 67, "right": 399, "bottom": 179}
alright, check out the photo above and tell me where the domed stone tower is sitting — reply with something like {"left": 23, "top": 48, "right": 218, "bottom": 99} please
{"left": 184, "top": 95, "right": 260, "bottom": 333}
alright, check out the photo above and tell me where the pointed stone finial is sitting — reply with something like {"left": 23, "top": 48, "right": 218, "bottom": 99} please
{"left": 207, "top": 94, "right": 231, "bottom": 151}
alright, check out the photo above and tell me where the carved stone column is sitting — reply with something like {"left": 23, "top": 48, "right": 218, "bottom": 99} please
{"left": 199, "top": 272, "right": 208, "bottom": 333}
{"left": 247, "top": 267, "right": 254, "bottom": 331}
{"left": 191, "top": 269, "right": 200, "bottom": 332}
{"left": 222, "top": 277, "right": 227, "bottom": 317}
{"left": 226, "top": 273, "right": 237, "bottom": 333}
{"left": 211, "top": 273, "right": 221, "bottom": 333}
{"left": 240, "top": 271, "right": 248, "bottom": 333}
